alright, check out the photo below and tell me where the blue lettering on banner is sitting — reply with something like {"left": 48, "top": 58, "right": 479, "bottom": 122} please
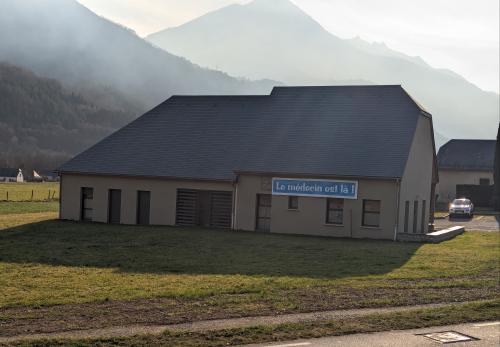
{"left": 272, "top": 178, "right": 358, "bottom": 199}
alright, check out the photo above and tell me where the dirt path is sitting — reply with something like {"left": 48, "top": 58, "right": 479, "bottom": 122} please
{"left": 0, "top": 302, "right": 452, "bottom": 343}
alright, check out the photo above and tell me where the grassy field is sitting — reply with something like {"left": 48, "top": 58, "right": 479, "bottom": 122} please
{"left": 0, "top": 202, "right": 498, "bottom": 337}
{"left": 0, "top": 182, "right": 59, "bottom": 201}
{"left": 0, "top": 220, "right": 498, "bottom": 308}
{"left": 0, "top": 201, "right": 59, "bottom": 215}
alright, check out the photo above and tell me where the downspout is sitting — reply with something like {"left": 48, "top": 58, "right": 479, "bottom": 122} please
{"left": 393, "top": 178, "right": 401, "bottom": 241}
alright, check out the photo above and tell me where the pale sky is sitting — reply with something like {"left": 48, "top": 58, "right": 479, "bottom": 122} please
{"left": 78, "top": 0, "right": 499, "bottom": 93}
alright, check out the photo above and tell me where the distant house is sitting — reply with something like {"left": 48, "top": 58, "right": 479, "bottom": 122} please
{"left": 437, "top": 139, "right": 496, "bottom": 207}
{"left": 0, "top": 168, "right": 24, "bottom": 182}
{"left": 33, "top": 170, "right": 59, "bottom": 182}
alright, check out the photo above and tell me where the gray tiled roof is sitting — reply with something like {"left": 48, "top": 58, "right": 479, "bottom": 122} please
{"left": 59, "top": 85, "right": 425, "bottom": 180}
{"left": 438, "top": 139, "right": 496, "bottom": 171}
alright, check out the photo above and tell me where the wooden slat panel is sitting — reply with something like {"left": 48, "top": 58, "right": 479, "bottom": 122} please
{"left": 176, "top": 189, "right": 198, "bottom": 226}
{"left": 210, "top": 191, "right": 232, "bottom": 229}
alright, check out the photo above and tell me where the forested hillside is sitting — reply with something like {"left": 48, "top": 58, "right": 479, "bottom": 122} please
{"left": 0, "top": 63, "right": 136, "bottom": 168}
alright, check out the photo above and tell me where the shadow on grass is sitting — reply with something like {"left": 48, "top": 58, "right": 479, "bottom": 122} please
{"left": 0, "top": 220, "right": 421, "bottom": 278}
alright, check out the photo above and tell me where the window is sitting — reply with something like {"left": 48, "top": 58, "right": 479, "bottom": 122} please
{"left": 81, "top": 187, "right": 93, "bottom": 221}
{"left": 288, "top": 196, "right": 299, "bottom": 210}
{"left": 326, "top": 198, "right": 344, "bottom": 225}
{"left": 404, "top": 201, "right": 410, "bottom": 233}
{"left": 413, "top": 200, "right": 419, "bottom": 233}
{"left": 421, "top": 200, "right": 427, "bottom": 233}
{"left": 362, "top": 200, "right": 380, "bottom": 227}
{"left": 479, "top": 178, "right": 490, "bottom": 186}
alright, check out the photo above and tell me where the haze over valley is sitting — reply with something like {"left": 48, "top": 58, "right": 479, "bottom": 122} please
{"left": 147, "top": 0, "right": 499, "bottom": 142}
{"left": 0, "top": 0, "right": 498, "bottom": 168}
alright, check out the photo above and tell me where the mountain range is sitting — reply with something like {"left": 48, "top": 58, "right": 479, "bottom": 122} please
{"left": 0, "top": 0, "right": 497, "bottom": 168}
{"left": 147, "top": 0, "right": 499, "bottom": 142}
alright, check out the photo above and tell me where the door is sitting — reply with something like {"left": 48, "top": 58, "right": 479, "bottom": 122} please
{"left": 198, "top": 191, "right": 211, "bottom": 227}
{"left": 256, "top": 194, "right": 272, "bottom": 232}
{"left": 80, "top": 187, "right": 94, "bottom": 221}
{"left": 108, "top": 189, "right": 121, "bottom": 224}
{"left": 209, "top": 191, "right": 232, "bottom": 229}
{"left": 137, "top": 191, "right": 151, "bottom": 225}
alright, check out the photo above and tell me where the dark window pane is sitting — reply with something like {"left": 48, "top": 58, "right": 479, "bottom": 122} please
{"left": 82, "top": 187, "right": 93, "bottom": 199}
{"left": 404, "top": 201, "right": 409, "bottom": 233}
{"left": 326, "top": 198, "right": 344, "bottom": 224}
{"left": 288, "top": 196, "right": 299, "bottom": 209}
{"left": 364, "top": 200, "right": 380, "bottom": 212}
{"left": 421, "top": 200, "right": 426, "bottom": 233}
{"left": 327, "top": 210, "right": 343, "bottom": 224}
{"left": 413, "top": 200, "right": 418, "bottom": 233}
{"left": 363, "top": 199, "right": 381, "bottom": 227}
{"left": 328, "top": 198, "right": 344, "bottom": 210}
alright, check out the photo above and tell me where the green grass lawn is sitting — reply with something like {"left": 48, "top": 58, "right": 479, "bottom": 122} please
{"left": 0, "top": 216, "right": 498, "bottom": 308}
{"left": 0, "top": 182, "right": 59, "bottom": 201}
{"left": 0, "top": 204, "right": 498, "bottom": 336}
{"left": 0, "top": 201, "right": 59, "bottom": 215}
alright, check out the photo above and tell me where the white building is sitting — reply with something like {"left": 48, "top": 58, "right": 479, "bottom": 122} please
{"left": 0, "top": 168, "right": 24, "bottom": 182}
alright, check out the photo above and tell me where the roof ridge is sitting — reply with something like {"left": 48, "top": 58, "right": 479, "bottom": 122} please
{"left": 272, "top": 85, "right": 402, "bottom": 88}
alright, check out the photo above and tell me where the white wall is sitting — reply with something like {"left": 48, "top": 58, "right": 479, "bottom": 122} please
{"left": 398, "top": 114, "right": 435, "bottom": 235}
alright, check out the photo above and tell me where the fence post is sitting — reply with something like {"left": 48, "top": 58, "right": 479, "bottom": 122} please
{"left": 31, "top": 190, "right": 34, "bottom": 201}
{"left": 48, "top": 190, "right": 51, "bottom": 200}
{"left": 6, "top": 191, "right": 8, "bottom": 201}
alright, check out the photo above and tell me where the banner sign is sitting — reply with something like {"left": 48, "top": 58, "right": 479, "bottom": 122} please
{"left": 272, "top": 178, "right": 358, "bottom": 199}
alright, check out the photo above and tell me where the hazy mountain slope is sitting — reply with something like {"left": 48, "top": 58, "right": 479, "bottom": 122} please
{"left": 0, "top": 0, "right": 275, "bottom": 111}
{"left": 147, "top": 0, "right": 499, "bottom": 139}
{"left": 0, "top": 63, "right": 135, "bottom": 168}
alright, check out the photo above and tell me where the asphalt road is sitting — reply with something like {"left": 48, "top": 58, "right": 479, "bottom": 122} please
{"left": 244, "top": 321, "right": 500, "bottom": 347}
{"left": 434, "top": 215, "right": 499, "bottom": 231}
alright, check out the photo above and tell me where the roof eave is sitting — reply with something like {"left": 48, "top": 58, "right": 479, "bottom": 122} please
{"left": 233, "top": 170, "right": 401, "bottom": 181}
{"left": 57, "top": 170, "right": 235, "bottom": 183}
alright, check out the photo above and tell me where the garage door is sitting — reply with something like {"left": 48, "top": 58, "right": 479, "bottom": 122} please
{"left": 176, "top": 189, "right": 232, "bottom": 229}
